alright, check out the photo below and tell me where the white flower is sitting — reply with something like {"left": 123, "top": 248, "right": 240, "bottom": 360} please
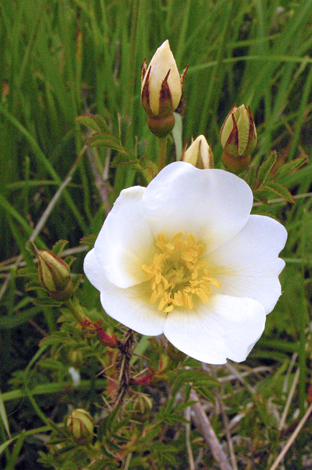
{"left": 84, "top": 162, "right": 287, "bottom": 364}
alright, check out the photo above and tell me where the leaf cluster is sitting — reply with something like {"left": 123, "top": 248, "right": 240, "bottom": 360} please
{"left": 247, "top": 152, "right": 308, "bottom": 204}
{"left": 76, "top": 114, "right": 158, "bottom": 184}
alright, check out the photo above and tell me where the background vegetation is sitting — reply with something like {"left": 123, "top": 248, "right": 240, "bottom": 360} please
{"left": 1, "top": 0, "right": 312, "bottom": 468}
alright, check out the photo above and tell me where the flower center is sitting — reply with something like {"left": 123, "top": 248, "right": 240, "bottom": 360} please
{"left": 142, "top": 232, "right": 221, "bottom": 313}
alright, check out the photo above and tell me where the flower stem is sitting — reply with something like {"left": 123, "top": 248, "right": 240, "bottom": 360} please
{"left": 158, "top": 137, "right": 168, "bottom": 171}
{"left": 65, "top": 297, "right": 86, "bottom": 323}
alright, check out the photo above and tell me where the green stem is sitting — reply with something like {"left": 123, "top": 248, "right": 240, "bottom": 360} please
{"left": 65, "top": 297, "right": 85, "bottom": 323}
{"left": 158, "top": 137, "right": 168, "bottom": 171}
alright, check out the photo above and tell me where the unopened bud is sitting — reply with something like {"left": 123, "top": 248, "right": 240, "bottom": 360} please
{"left": 66, "top": 408, "right": 94, "bottom": 445}
{"left": 35, "top": 247, "right": 74, "bottom": 301}
{"left": 220, "top": 105, "right": 257, "bottom": 174}
{"left": 181, "top": 135, "right": 213, "bottom": 169}
{"left": 141, "top": 40, "right": 187, "bottom": 138}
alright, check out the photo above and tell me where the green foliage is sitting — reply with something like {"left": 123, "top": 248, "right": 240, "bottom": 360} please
{"left": 1, "top": 0, "right": 312, "bottom": 468}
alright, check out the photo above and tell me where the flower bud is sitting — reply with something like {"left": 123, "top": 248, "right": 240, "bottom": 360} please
{"left": 141, "top": 40, "right": 187, "bottom": 138}
{"left": 35, "top": 247, "right": 74, "bottom": 301}
{"left": 66, "top": 408, "right": 94, "bottom": 445}
{"left": 220, "top": 105, "right": 257, "bottom": 174}
{"left": 181, "top": 135, "right": 214, "bottom": 169}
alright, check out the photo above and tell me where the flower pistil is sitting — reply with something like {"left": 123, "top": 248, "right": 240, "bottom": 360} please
{"left": 142, "top": 233, "right": 221, "bottom": 313}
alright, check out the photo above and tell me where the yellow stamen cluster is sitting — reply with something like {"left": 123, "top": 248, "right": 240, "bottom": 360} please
{"left": 142, "top": 232, "right": 221, "bottom": 313}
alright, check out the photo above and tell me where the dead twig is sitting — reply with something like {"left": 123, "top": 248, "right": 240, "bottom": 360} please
{"left": 190, "top": 390, "right": 233, "bottom": 470}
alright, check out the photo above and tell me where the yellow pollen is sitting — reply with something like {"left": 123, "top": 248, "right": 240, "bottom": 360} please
{"left": 142, "top": 232, "right": 221, "bottom": 312}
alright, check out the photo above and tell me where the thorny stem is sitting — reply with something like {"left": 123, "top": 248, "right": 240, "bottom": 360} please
{"left": 113, "top": 329, "right": 135, "bottom": 410}
{"left": 158, "top": 137, "right": 168, "bottom": 171}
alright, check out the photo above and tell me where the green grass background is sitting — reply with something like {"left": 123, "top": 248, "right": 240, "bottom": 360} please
{"left": 1, "top": 0, "right": 312, "bottom": 468}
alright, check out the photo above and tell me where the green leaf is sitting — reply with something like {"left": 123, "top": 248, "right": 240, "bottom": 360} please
{"left": 136, "top": 139, "right": 149, "bottom": 159}
{"left": 196, "top": 386, "right": 215, "bottom": 402}
{"left": 0, "top": 390, "right": 11, "bottom": 439}
{"left": 80, "top": 234, "right": 97, "bottom": 247}
{"left": 76, "top": 114, "right": 111, "bottom": 134}
{"left": 25, "top": 280, "right": 45, "bottom": 291}
{"left": 110, "top": 153, "right": 138, "bottom": 168}
{"left": 97, "top": 407, "right": 120, "bottom": 441}
{"left": 18, "top": 266, "right": 38, "bottom": 278}
{"left": 246, "top": 165, "right": 257, "bottom": 189}
{"left": 33, "top": 297, "right": 63, "bottom": 307}
{"left": 253, "top": 190, "right": 268, "bottom": 204}
{"left": 273, "top": 155, "right": 309, "bottom": 180}
{"left": 263, "top": 181, "right": 295, "bottom": 203}
{"left": 87, "top": 133, "right": 125, "bottom": 152}
{"left": 258, "top": 151, "right": 277, "bottom": 185}
{"left": 52, "top": 240, "right": 69, "bottom": 256}
{"left": 134, "top": 157, "right": 158, "bottom": 184}
{"left": 118, "top": 114, "right": 132, "bottom": 146}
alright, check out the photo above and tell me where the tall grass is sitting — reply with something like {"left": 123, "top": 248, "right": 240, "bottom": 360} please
{"left": 1, "top": 0, "right": 312, "bottom": 468}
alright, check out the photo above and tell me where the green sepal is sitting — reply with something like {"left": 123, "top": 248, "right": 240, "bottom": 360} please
{"left": 118, "top": 113, "right": 132, "bottom": 146}
{"left": 263, "top": 181, "right": 295, "bottom": 203}
{"left": 258, "top": 151, "right": 277, "bottom": 185}
{"left": 76, "top": 114, "right": 111, "bottom": 134}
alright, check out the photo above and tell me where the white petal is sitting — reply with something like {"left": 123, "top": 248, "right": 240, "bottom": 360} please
{"left": 164, "top": 294, "right": 266, "bottom": 364}
{"left": 207, "top": 215, "right": 287, "bottom": 314}
{"left": 84, "top": 249, "right": 167, "bottom": 335}
{"left": 142, "top": 162, "right": 253, "bottom": 253}
{"left": 93, "top": 186, "right": 156, "bottom": 288}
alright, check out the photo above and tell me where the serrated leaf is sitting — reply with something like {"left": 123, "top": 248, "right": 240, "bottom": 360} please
{"left": 18, "top": 266, "right": 38, "bottom": 277}
{"left": 52, "top": 240, "right": 69, "bottom": 256}
{"left": 33, "top": 297, "right": 63, "bottom": 307}
{"left": 274, "top": 155, "right": 309, "bottom": 180}
{"left": 63, "top": 255, "right": 76, "bottom": 268}
{"left": 253, "top": 190, "right": 268, "bottom": 204}
{"left": 134, "top": 156, "right": 158, "bottom": 184}
{"left": 76, "top": 114, "right": 111, "bottom": 134}
{"left": 25, "top": 280, "right": 45, "bottom": 291}
{"left": 118, "top": 114, "right": 132, "bottom": 146}
{"left": 97, "top": 407, "right": 120, "bottom": 441}
{"left": 81, "top": 234, "right": 97, "bottom": 247}
{"left": 196, "top": 386, "right": 215, "bottom": 402}
{"left": 87, "top": 133, "right": 125, "bottom": 153}
{"left": 258, "top": 151, "right": 277, "bottom": 185}
{"left": 246, "top": 165, "right": 257, "bottom": 189}
{"left": 175, "top": 400, "right": 197, "bottom": 413}
{"left": 263, "top": 181, "right": 295, "bottom": 203}
{"left": 136, "top": 139, "right": 149, "bottom": 159}
{"left": 110, "top": 153, "right": 138, "bottom": 168}
{"left": 71, "top": 274, "right": 82, "bottom": 292}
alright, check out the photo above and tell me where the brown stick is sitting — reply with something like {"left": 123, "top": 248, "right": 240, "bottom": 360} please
{"left": 113, "top": 329, "right": 135, "bottom": 410}
{"left": 190, "top": 390, "right": 233, "bottom": 470}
